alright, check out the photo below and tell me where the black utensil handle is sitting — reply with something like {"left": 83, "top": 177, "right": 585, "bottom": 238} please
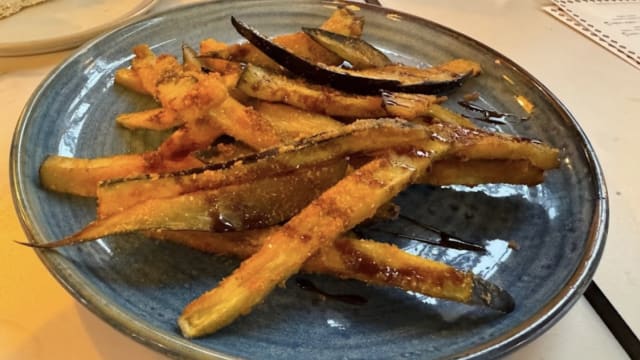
{"left": 585, "top": 281, "right": 640, "bottom": 359}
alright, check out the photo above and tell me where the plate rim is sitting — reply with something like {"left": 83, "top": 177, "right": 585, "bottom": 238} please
{"left": 9, "top": 1, "right": 609, "bottom": 359}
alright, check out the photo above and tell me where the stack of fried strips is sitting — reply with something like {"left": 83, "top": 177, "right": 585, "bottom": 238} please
{"left": 36, "top": 8, "right": 559, "bottom": 338}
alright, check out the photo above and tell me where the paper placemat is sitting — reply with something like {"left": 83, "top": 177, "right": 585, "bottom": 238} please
{"left": 544, "top": 0, "right": 640, "bottom": 70}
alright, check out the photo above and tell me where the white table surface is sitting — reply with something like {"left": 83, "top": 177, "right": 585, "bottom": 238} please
{"left": 1, "top": 0, "right": 637, "bottom": 359}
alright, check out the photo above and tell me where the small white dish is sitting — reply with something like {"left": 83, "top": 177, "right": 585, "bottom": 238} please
{"left": 0, "top": 0, "right": 157, "bottom": 56}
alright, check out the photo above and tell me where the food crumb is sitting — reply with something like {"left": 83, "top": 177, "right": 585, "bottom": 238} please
{"left": 507, "top": 240, "right": 520, "bottom": 251}
{"left": 463, "top": 91, "right": 480, "bottom": 102}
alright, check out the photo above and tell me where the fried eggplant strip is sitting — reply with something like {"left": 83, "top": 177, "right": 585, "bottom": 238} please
{"left": 116, "top": 108, "right": 182, "bottom": 130}
{"left": 178, "top": 147, "right": 448, "bottom": 338}
{"left": 231, "top": 17, "right": 480, "bottom": 95}
{"left": 40, "top": 153, "right": 202, "bottom": 197}
{"left": 426, "top": 103, "right": 477, "bottom": 128}
{"left": 254, "top": 102, "right": 343, "bottom": 141}
{"left": 130, "top": 45, "right": 231, "bottom": 159}
{"left": 97, "top": 120, "right": 558, "bottom": 217}
{"left": 114, "top": 68, "right": 147, "bottom": 94}
{"left": 152, "top": 228, "right": 513, "bottom": 312}
{"left": 193, "top": 138, "right": 545, "bottom": 187}
{"left": 41, "top": 93, "right": 227, "bottom": 195}
{"left": 28, "top": 161, "right": 346, "bottom": 248}
{"left": 302, "top": 27, "right": 392, "bottom": 69}
{"left": 421, "top": 159, "right": 544, "bottom": 186}
{"left": 200, "top": 39, "right": 246, "bottom": 76}
{"left": 181, "top": 44, "right": 204, "bottom": 72}
{"left": 194, "top": 140, "right": 257, "bottom": 165}
{"left": 157, "top": 114, "right": 226, "bottom": 160}
{"left": 130, "top": 45, "right": 228, "bottom": 122}
{"left": 236, "top": 63, "right": 476, "bottom": 129}
{"left": 96, "top": 119, "right": 437, "bottom": 217}
{"left": 209, "top": 96, "right": 282, "bottom": 150}
{"left": 196, "top": 139, "right": 544, "bottom": 187}
{"left": 182, "top": 44, "right": 245, "bottom": 92}
{"left": 237, "top": 64, "right": 444, "bottom": 118}
{"left": 446, "top": 128, "right": 559, "bottom": 170}
{"left": 203, "top": 8, "right": 363, "bottom": 70}
{"left": 154, "top": 229, "right": 475, "bottom": 302}
{"left": 382, "top": 91, "right": 476, "bottom": 128}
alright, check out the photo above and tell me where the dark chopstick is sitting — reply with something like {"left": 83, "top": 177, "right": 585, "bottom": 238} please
{"left": 585, "top": 281, "right": 640, "bottom": 358}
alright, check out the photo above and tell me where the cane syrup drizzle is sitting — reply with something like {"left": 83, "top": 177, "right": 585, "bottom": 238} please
{"left": 457, "top": 100, "right": 528, "bottom": 125}
{"left": 296, "top": 214, "right": 486, "bottom": 305}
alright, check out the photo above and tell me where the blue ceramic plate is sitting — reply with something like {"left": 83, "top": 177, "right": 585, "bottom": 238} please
{"left": 11, "top": 1, "right": 607, "bottom": 359}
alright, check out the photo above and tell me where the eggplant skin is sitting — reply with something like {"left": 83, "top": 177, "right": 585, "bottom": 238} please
{"left": 230, "top": 17, "right": 474, "bottom": 95}
{"left": 237, "top": 63, "right": 389, "bottom": 118}
{"left": 302, "top": 27, "right": 392, "bottom": 69}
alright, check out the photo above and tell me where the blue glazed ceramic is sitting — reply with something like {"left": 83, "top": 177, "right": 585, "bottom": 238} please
{"left": 10, "top": 1, "right": 607, "bottom": 359}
